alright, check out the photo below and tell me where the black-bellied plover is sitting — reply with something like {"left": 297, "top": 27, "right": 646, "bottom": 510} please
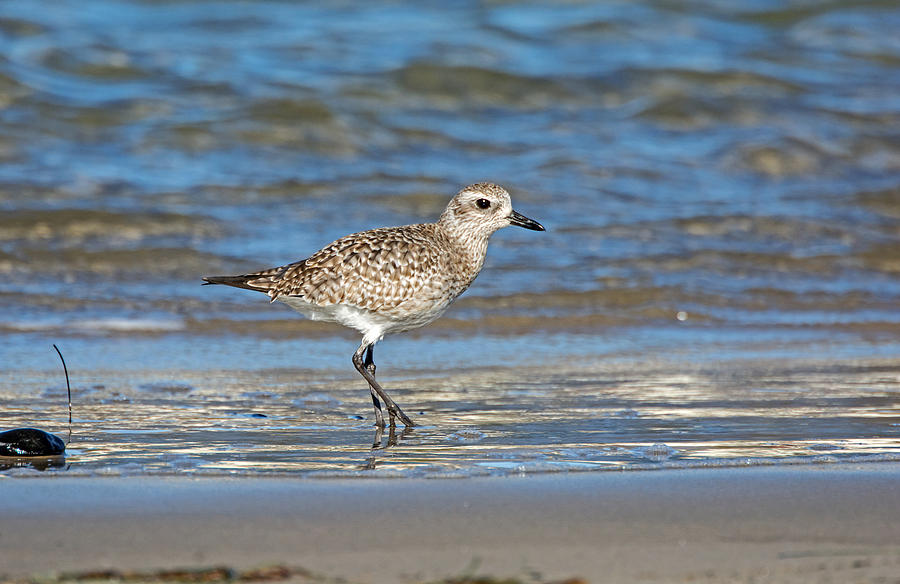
{"left": 203, "top": 183, "right": 544, "bottom": 427}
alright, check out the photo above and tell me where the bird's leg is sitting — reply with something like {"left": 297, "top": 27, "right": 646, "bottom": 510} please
{"left": 364, "top": 345, "right": 384, "bottom": 428}
{"left": 352, "top": 343, "right": 416, "bottom": 427}
{"left": 370, "top": 389, "right": 385, "bottom": 428}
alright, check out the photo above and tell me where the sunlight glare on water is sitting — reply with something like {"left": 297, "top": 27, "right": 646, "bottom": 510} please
{"left": 3, "top": 361, "right": 900, "bottom": 476}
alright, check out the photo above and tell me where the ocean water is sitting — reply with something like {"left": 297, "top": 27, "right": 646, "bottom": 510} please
{"left": 1, "top": 0, "right": 899, "bottom": 476}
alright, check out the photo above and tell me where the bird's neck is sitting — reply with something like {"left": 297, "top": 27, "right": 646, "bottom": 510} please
{"left": 437, "top": 222, "right": 492, "bottom": 282}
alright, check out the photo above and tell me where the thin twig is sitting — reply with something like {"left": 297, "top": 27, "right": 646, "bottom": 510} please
{"left": 52, "top": 344, "right": 72, "bottom": 439}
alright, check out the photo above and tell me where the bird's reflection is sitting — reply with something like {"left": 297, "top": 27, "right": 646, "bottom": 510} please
{"left": 361, "top": 425, "right": 413, "bottom": 470}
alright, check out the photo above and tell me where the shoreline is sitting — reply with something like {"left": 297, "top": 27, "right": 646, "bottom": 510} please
{"left": 3, "top": 462, "right": 900, "bottom": 583}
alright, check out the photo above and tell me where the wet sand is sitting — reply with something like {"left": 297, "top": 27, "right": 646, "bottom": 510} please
{"left": 3, "top": 463, "right": 900, "bottom": 583}
{"left": 4, "top": 358, "right": 899, "bottom": 477}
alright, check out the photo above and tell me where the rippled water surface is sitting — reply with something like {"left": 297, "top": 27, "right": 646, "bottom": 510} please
{"left": 3, "top": 361, "right": 900, "bottom": 476}
{"left": 2, "top": 0, "right": 899, "bottom": 476}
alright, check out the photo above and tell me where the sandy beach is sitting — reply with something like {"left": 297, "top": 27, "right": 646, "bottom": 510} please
{"left": 3, "top": 463, "right": 900, "bottom": 583}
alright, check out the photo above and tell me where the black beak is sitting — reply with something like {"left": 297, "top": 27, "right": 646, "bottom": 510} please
{"left": 509, "top": 209, "right": 545, "bottom": 231}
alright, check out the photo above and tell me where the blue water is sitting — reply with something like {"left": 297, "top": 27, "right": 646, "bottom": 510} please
{"left": 1, "top": 0, "right": 899, "bottom": 476}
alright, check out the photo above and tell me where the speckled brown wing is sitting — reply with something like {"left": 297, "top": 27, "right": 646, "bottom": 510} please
{"left": 245, "top": 224, "right": 459, "bottom": 314}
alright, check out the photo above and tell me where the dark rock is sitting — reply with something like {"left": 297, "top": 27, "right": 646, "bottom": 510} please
{"left": 0, "top": 427, "right": 66, "bottom": 456}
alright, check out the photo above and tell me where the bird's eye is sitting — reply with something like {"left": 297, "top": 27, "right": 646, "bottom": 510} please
{"left": 476, "top": 198, "right": 491, "bottom": 209}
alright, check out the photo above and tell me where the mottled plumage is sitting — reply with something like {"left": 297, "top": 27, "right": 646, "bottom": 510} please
{"left": 203, "top": 182, "right": 544, "bottom": 427}
{"left": 248, "top": 224, "right": 466, "bottom": 325}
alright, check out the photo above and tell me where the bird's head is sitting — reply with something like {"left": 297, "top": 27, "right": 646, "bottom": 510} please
{"left": 439, "top": 182, "right": 544, "bottom": 240}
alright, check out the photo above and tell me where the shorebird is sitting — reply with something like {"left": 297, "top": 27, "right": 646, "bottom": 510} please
{"left": 203, "top": 183, "right": 544, "bottom": 427}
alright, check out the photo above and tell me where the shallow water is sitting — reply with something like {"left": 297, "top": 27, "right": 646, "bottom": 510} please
{"left": 1, "top": 0, "right": 900, "bottom": 476}
{"left": 2, "top": 360, "right": 900, "bottom": 476}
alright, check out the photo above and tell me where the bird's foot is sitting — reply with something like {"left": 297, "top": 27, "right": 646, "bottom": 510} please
{"left": 388, "top": 405, "right": 415, "bottom": 427}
